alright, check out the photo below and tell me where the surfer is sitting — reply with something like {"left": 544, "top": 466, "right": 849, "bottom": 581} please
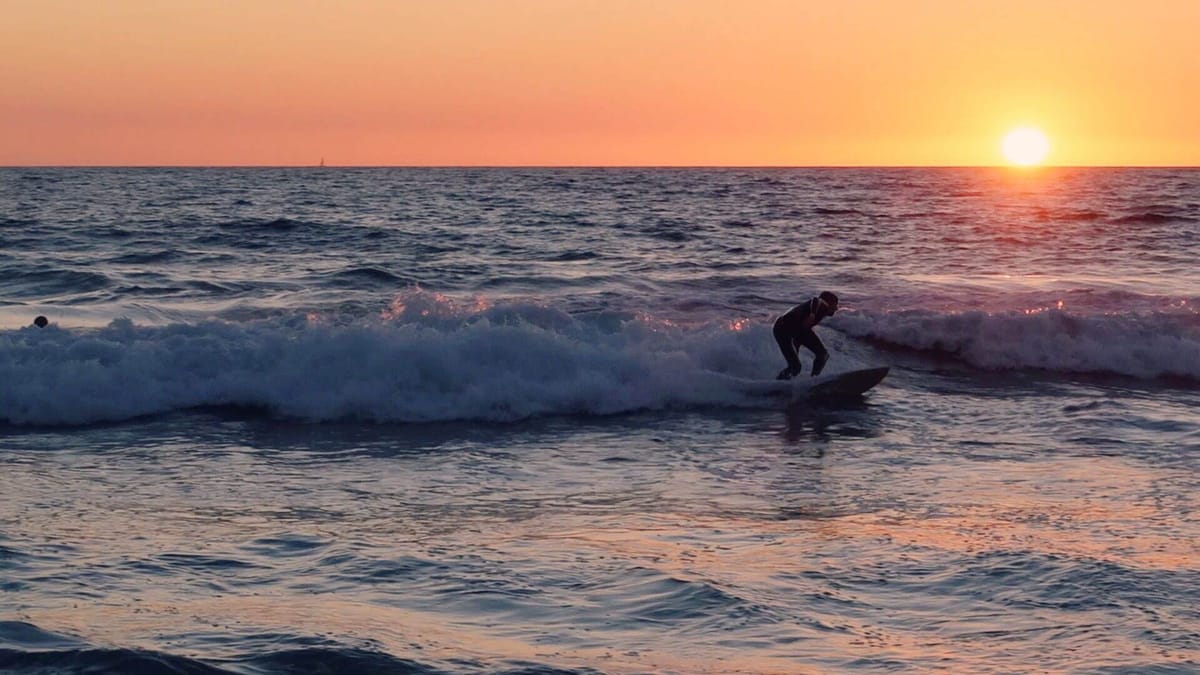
{"left": 773, "top": 291, "right": 838, "bottom": 380}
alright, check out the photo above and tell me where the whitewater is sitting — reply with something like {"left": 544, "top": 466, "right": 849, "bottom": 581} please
{"left": 2, "top": 168, "right": 1198, "bottom": 673}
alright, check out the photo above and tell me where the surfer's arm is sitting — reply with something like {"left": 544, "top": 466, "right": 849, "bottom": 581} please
{"left": 799, "top": 297, "right": 828, "bottom": 329}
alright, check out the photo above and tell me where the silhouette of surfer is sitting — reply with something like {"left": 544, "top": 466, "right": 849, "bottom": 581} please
{"left": 33, "top": 315, "right": 48, "bottom": 328}
{"left": 773, "top": 291, "right": 838, "bottom": 380}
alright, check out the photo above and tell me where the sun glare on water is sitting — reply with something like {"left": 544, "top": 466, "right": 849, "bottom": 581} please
{"left": 1001, "top": 127, "right": 1050, "bottom": 166}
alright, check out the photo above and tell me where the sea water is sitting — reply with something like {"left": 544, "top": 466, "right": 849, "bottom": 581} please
{"left": 1, "top": 168, "right": 1197, "bottom": 673}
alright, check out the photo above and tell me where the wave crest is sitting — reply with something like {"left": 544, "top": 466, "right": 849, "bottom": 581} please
{"left": 0, "top": 302, "right": 774, "bottom": 426}
{"left": 836, "top": 308, "right": 1200, "bottom": 379}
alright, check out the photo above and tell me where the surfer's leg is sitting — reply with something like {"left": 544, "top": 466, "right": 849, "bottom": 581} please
{"left": 773, "top": 323, "right": 803, "bottom": 379}
{"left": 797, "top": 330, "right": 829, "bottom": 376}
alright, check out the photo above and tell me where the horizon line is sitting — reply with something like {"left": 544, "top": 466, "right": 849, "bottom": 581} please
{"left": 2, "top": 164, "right": 1199, "bottom": 170}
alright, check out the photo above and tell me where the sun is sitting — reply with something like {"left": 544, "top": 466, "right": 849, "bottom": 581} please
{"left": 1001, "top": 127, "right": 1050, "bottom": 166}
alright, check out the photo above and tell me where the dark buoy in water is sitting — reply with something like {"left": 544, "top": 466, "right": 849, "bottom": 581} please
{"left": 33, "top": 315, "right": 48, "bottom": 328}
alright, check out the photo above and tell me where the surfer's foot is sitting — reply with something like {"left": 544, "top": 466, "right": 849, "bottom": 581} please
{"left": 776, "top": 366, "right": 802, "bottom": 380}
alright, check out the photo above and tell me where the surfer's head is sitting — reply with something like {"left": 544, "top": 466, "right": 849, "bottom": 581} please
{"left": 818, "top": 291, "right": 839, "bottom": 315}
{"left": 33, "top": 315, "right": 48, "bottom": 328}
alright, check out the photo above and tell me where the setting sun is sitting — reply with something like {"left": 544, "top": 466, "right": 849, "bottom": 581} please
{"left": 1002, "top": 127, "right": 1051, "bottom": 166}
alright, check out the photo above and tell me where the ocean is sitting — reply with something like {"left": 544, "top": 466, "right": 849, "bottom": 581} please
{"left": 1, "top": 167, "right": 1198, "bottom": 673}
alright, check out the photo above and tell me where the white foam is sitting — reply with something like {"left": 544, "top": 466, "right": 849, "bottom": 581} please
{"left": 835, "top": 308, "right": 1200, "bottom": 379}
{"left": 0, "top": 308, "right": 787, "bottom": 426}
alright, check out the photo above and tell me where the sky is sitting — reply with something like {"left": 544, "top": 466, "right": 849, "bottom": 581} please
{"left": 2, "top": 0, "right": 1198, "bottom": 166}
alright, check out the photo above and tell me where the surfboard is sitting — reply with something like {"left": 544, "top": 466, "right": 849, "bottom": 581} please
{"left": 731, "top": 367, "right": 890, "bottom": 401}
{"left": 806, "top": 366, "right": 890, "bottom": 398}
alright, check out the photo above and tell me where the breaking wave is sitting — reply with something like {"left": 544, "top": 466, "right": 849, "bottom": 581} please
{"left": 0, "top": 294, "right": 780, "bottom": 427}
{"left": 836, "top": 307, "right": 1200, "bottom": 380}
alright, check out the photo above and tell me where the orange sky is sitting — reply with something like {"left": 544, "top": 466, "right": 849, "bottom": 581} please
{"left": 2, "top": 0, "right": 1197, "bottom": 166}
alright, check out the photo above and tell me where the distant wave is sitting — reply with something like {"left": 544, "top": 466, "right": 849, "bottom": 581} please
{"left": 1110, "top": 212, "right": 1198, "bottom": 225}
{"left": 640, "top": 224, "right": 690, "bottom": 242}
{"left": 5, "top": 268, "right": 111, "bottom": 298}
{"left": 546, "top": 250, "right": 600, "bottom": 262}
{"left": 814, "top": 207, "right": 870, "bottom": 217}
{"left": 105, "top": 250, "right": 182, "bottom": 265}
{"left": 325, "top": 266, "right": 414, "bottom": 288}
{"left": 0, "top": 620, "right": 585, "bottom": 674}
{"left": 1035, "top": 208, "right": 1105, "bottom": 222}
{"left": 836, "top": 307, "right": 1200, "bottom": 380}
{"left": 217, "top": 217, "right": 308, "bottom": 232}
{"left": 190, "top": 218, "right": 331, "bottom": 249}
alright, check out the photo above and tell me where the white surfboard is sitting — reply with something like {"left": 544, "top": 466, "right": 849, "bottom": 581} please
{"left": 731, "top": 367, "right": 890, "bottom": 401}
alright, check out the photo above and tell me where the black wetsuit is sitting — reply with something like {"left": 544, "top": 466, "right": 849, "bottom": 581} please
{"left": 773, "top": 297, "right": 833, "bottom": 379}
